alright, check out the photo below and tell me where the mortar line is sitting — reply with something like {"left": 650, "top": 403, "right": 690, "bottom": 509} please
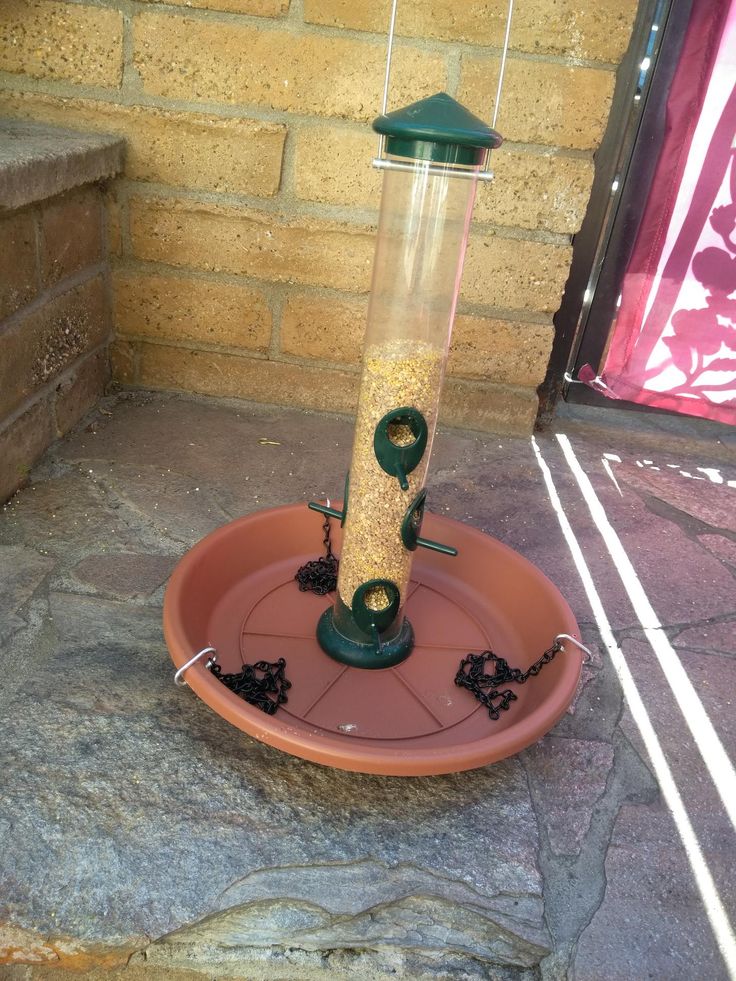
{"left": 127, "top": 336, "right": 540, "bottom": 400}
{"left": 100, "top": 181, "right": 117, "bottom": 394}
{"left": 445, "top": 46, "right": 462, "bottom": 99}
{"left": 266, "top": 284, "right": 287, "bottom": 361}
{"left": 285, "top": 0, "right": 304, "bottom": 25}
{"left": 0, "top": 77, "right": 598, "bottom": 160}
{"left": 120, "top": 6, "right": 138, "bottom": 93}
{"left": 0, "top": 262, "right": 108, "bottom": 338}
{"left": 132, "top": 335, "right": 360, "bottom": 373}
{"left": 29, "top": 202, "right": 43, "bottom": 294}
{"left": 70, "top": 0, "right": 620, "bottom": 72}
{"left": 117, "top": 180, "right": 134, "bottom": 258}
{"left": 119, "top": 178, "right": 573, "bottom": 246}
{"left": 116, "top": 334, "right": 272, "bottom": 362}
{"left": 108, "top": 255, "right": 557, "bottom": 326}
{"left": 0, "top": 339, "right": 111, "bottom": 440}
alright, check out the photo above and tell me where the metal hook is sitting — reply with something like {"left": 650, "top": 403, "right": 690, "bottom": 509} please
{"left": 374, "top": 0, "right": 515, "bottom": 178}
{"left": 555, "top": 634, "right": 594, "bottom": 664}
{"left": 376, "top": 0, "right": 400, "bottom": 159}
{"left": 174, "top": 646, "right": 217, "bottom": 687}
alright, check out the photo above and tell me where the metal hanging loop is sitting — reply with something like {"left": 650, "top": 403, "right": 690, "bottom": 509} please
{"left": 372, "top": 0, "right": 515, "bottom": 181}
{"left": 174, "top": 646, "right": 217, "bottom": 687}
{"left": 555, "top": 633, "right": 594, "bottom": 663}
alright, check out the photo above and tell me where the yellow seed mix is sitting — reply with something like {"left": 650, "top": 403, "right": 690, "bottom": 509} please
{"left": 337, "top": 338, "right": 443, "bottom": 610}
{"left": 386, "top": 421, "right": 415, "bottom": 446}
{"left": 364, "top": 585, "right": 391, "bottom": 611}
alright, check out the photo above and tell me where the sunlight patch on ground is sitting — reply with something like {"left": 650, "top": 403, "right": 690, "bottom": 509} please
{"left": 557, "top": 433, "right": 736, "bottom": 834}
{"left": 532, "top": 435, "right": 736, "bottom": 979}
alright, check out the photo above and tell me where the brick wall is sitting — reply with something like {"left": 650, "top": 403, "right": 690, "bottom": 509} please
{"left": 0, "top": 186, "right": 113, "bottom": 501}
{"left": 0, "top": 0, "right": 638, "bottom": 434}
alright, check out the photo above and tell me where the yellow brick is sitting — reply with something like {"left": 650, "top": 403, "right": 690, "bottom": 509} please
{"left": 462, "top": 234, "right": 572, "bottom": 313}
{"left": 305, "top": 0, "right": 506, "bottom": 45}
{"left": 138, "top": 343, "right": 360, "bottom": 413}
{"left": 110, "top": 339, "right": 137, "bottom": 385}
{"left": 449, "top": 315, "right": 553, "bottom": 385}
{"left": 305, "top": 0, "right": 637, "bottom": 63}
{"left": 280, "top": 296, "right": 554, "bottom": 385}
{"left": 0, "top": 210, "right": 38, "bottom": 321}
{"left": 459, "top": 57, "right": 615, "bottom": 150}
{"left": 114, "top": 269, "right": 272, "bottom": 352}
{"left": 441, "top": 378, "right": 538, "bottom": 435}
{"left": 136, "top": 340, "right": 539, "bottom": 435}
{"left": 280, "top": 292, "right": 367, "bottom": 363}
{"left": 477, "top": 150, "right": 594, "bottom": 234}
{"left": 295, "top": 127, "right": 380, "bottom": 209}
{"left": 295, "top": 124, "right": 594, "bottom": 234}
{"left": 137, "top": 0, "right": 287, "bottom": 14}
{"left": 0, "top": 1, "right": 123, "bottom": 87}
{"left": 0, "top": 276, "right": 109, "bottom": 420}
{"left": 0, "top": 399, "right": 55, "bottom": 503}
{"left": 55, "top": 348, "right": 110, "bottom": 436}
{"left": 129, "top": 197, "right": 376, "bottom": 292}
{"left": 41, "top": 187, "right": 102, "bottom": 286}
{"left": 133, "top": 12, "right": 446, "bottom": 121}
{"left": 512, "top": 0, "right": 638, "bottom": 63}
{"left": 0, "top": 91, "right": 286, "bottom": 197}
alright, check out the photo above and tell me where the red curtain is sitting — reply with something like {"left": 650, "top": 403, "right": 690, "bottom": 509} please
{"left": 581, "top": 0, "right": 736, "bottom": 424}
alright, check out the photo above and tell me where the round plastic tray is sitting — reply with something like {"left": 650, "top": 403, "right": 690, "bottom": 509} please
{"left": 164, "top": 503, "right": 582, "bottom": 776}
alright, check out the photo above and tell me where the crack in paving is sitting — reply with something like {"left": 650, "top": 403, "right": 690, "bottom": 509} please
{"left": 528, "top": 730, "right": 659, "bottom": 981}
{"left": 643, "top": 492, "right": 736, "bottom": 543}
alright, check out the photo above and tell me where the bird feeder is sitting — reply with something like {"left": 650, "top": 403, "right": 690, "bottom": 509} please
{"left": 312, "top": 93, "right": 502, "bottom": 670}
{"left": 163, "top": 2, "right": 586, "bottom": 776}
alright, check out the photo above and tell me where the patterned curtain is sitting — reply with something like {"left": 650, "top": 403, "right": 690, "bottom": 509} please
{"left": 581, "top": 0, "right": 736, "bottom": 424}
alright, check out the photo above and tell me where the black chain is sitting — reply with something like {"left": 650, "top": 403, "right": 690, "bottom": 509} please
{"left": 206, "top": 511, "right": 337, "bottom": 714}
{"left": 209, "top": 658, "right": 291, "bottom": 715}
{"left": 455, "top": 640, "right": 563, "bottom": 720}
{"left": 295, "top": 513, "right": 338, "bottom": 595}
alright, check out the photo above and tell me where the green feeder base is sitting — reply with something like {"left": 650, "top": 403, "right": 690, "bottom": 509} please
{"left": 317, "top": 606, "right": 414, "bottom": 669}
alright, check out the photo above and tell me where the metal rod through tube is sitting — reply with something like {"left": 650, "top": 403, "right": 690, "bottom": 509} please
{"left": 371, "top": 158, "right": 494, "bottom": 181}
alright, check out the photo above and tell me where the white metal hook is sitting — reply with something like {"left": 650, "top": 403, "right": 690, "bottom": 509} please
{"left": 493, "top": 0, "right": 515, "bottom": 131}
{"left": 374, "top": 0, "right": 515, "bottom": 178}
{"left": 555, "top": 633, "right": 594, "bottom": 663}
{"left": 174, "top": 646, "right": 217, "bottom": 687}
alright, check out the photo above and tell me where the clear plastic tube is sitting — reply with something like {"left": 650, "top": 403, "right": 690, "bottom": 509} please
{"left": 337, "top": 157, "right": 479, "bottom": 617}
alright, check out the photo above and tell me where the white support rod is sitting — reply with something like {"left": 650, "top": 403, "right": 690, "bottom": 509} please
{"left": 371, "top": 158, "right": 494, "bottom": 181}
{"left": 374, "top": 0, "right": 514, "bottom": 164}
{"left": 377, "top": 0, "right": 400, "bottom": 157}
{"left": 492, "top": 0, "right": 515, "bottom": 130}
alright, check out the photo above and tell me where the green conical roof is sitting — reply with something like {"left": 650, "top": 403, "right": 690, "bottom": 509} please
{"left": 373, "top": 91, "right": 502, "bottom": 165}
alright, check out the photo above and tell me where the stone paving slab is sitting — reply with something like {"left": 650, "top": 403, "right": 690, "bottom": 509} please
{"left": 0, "top": 391, "right": 734, "bottom": 980}
{"left": 574, "top": 801, "right": 727, "bottom": 981}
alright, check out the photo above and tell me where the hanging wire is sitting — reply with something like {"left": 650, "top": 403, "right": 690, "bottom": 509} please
{"left": 377, "top": 0, "right": 400, "bottom": 158}
{"left": 373, "top": 0, "right": 515, "bottom": 179}
{"left": 492, "top": 0, "right": 515, "bottom": 131}
{"left": 380, "top": 0, "right": 400, "bottom": 115}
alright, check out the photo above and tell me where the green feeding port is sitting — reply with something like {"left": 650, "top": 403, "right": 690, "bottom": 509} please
{"left": 373, "top": 91, "right": 503, "bottom": 166}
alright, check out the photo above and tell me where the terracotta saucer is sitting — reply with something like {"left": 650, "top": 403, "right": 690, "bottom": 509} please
{"left": 163, "top": 503, "right": 582, "bottom": 776}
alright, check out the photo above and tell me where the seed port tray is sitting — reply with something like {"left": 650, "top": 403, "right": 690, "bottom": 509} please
{"left": 164, "top": 503, "right": 583, "bottom": 776}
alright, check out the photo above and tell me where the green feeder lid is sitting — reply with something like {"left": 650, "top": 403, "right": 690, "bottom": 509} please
{"left": 373, "top": 91, "right": 502, "bottom": 166}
